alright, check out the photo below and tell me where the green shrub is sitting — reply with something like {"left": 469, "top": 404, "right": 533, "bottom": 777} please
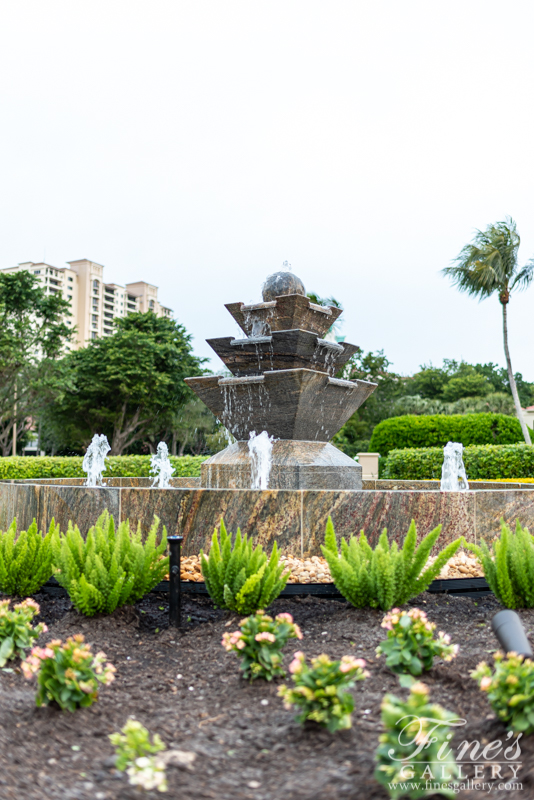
{"left": 200, "top": 520, "right": 288, "bottom": 614}
{"left": 370, "top": 413, "right": 522, "bottom": 457}
{"left": 384, "top": 443, "right": 534, "bottom": 480}
{"left": 0, "top": 454, "right": 206, "bottom": 480}
{"left": 278, "top": 652, "right": 368, "bottom": 732}
{"left": 375, "top": 682, "right": 459, "bottom": 799}
{"left": 0, "top": 598, "right": 47, "bottom": 667}
{"left": 472, "top": 651, "right": 534, "bottom": 734}
{"left": 464, "top": 520, "right": 534, "bottom": 608}
{"left": 0, "top": 519, "right": 56, "bottom": 596}
{"left": 222, "top": 610, "right": 303, "bottom": 681}
{"left": 110, "top": 719, "right": 167, "bottom": 792}
{"left": 321, "top": 517, "right": 461, "bottom": 610}
{"left": 21, "top": 633, "right": 116, "bottom": 711}
{"left": 52, "top": 512, "right": 169, "bottom": 616}
{"left": 376, "top": 607, "right": 459, "bottom": 676}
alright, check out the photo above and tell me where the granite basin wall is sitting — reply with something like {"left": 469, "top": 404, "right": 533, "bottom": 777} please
{"left": 2, "top": 479, "right": 534, "bottom": 557}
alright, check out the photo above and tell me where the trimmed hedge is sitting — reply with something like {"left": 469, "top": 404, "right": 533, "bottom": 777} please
{"left": 384, "top": 444, "right": 534, "bottom": 481}
{"left": 369, "top": 413, "right": 523, "bottom": 457}
{"left": 0, "top": 455, "right": 207, "bottom": 480}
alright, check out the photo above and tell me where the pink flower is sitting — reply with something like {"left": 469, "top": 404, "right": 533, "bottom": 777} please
{"left": 293, "top": 625, "right": 303, "bottom": 640}
{"left": 236, "top": 639, "right": 246, "bottom": 650}
{"left": 480, "top": 676, "right": 492, "bottom": 691}
{"left": 275, "top": 613, "right": 294, "bottom": 624}
{"left": 255, "top": 632, "right": 276, "bottom": 643}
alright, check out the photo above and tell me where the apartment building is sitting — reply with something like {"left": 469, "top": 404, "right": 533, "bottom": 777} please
{"left": 1, "top": 258, "right": 172, "bottom": 349}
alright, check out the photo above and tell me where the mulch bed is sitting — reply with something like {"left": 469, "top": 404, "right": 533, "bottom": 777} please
{"left": 0, "top": 589, "right": 533, "bottom": 800}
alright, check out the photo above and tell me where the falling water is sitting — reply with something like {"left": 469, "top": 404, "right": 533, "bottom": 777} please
{"left": 83, "top": 434, "right": 111, "bottom": 487}
{"left": 150, "top": 441, "right": 175, "bottom": 488}
{"left": 248, "top": 430, "right": 274, "bottom": 489}
{"left": 440, "top": 441, "right": 469, "bottom": 491}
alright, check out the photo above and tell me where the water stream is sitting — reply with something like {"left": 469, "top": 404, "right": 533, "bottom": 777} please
{"left": 150, "top": 441, "right": 175, "bottom": 488}
{"left": 83, "top": 433, "right": 111, "bottom": 487}
{"left": 440, "top": 441, "right": 469, "bottom": 491}
{"left": 248, "top": 430, "right": 275, "bottom": 489}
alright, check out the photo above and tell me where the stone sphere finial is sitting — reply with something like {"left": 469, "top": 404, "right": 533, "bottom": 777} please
{"left": 262, "top": 271, "right": 306, "bottom": 302}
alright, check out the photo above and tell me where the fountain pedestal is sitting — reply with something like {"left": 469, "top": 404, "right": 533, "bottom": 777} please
{"left": 201, "top": 440, "right": 362, "bottom": 490}
{"left": 185, "top": 272, "right": 377, "bottom": 490}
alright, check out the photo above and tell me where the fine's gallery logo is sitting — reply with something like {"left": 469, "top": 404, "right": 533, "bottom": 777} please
{"left": 392, "top": 715, "right": 523, "bottom": 793}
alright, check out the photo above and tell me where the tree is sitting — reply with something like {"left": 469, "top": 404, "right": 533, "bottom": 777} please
{"left": 46, "top": 312, "right": 206, "bottom": 455}
{"left": 443, "top": 217, "right": 534, "bottom": 444}
{"left": 0, "top": 271, "right": 72, "bottom": 456}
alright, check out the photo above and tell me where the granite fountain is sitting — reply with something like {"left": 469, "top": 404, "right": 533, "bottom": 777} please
{"left": 2, "top": 271, "right": 534, "bottom": 556}
{"left": 184, "top": 271, "right": 377, "bottom": 490}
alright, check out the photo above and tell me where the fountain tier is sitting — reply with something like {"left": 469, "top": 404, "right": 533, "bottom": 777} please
{"left": 185, "top": 369, "right": 376, "bottom": 442}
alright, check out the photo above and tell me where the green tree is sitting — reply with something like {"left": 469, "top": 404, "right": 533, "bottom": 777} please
{"left": 45, "top": 312, "right": 205, "bottom": 455}
{"left": 443, "top": 217, "right": 533, "bottom": 444}
{"left": 0, "top": 271, "right": 72, "bottom": 456}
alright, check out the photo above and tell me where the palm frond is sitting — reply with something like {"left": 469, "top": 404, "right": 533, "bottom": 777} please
{"left": 511, "top": 260, "right": 534, "bottom": 292}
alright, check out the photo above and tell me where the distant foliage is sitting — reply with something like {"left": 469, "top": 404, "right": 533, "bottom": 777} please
{"left": 0, "top": 455, "right": 206, "bottom": 480}
{"left": 369, "top": 413, "right": 522, "bottom": 457}
{"left": 321, "top": 517, "right": 461, "bottom": 610}
{"left": 52, "top": 512, "right": 168, "bottom": 616}
{"left": 278, "top": 652, "right": 368, "bottom": 732}
{"left": 200, "top": 520, "right": 288, "bottom": 614}
{"left": 0, "top": 519, "right": 55, "bottom": 596}
{"left": 384, "top": 443, "right": 534, "bottom": 480}
{"left": 465, "top": 520, "right": 534, "bottom": 608}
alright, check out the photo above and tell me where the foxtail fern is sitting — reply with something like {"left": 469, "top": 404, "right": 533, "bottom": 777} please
{"left": 321, "top": 517, "right": 461, "bottom": 610}
{"left": 465, "top": 520, "right": 534, "bottom": 608}
{"left": 200, "top": 519, "right": 288, "bottom": 614}
{"left": 52, "top": 512, "right": 168, "bottom": 616}
{"left": 0, "top": 518, "right": 56, "bottom": 596}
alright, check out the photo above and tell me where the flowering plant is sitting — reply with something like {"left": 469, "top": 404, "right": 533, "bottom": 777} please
{"left": 376, "top": 608, "right": 459, "bottom": 676}
{"left": 0, "top": 598, "right": 47, "bottom": 667}
{"left": 21, "top": 633, "right": 116, "bottom": 711}
{"left": 278, "top": 652, "right": 368, "bottom": 732}
{"left": 222, "top": 610, "right": 302, "bottom": 681}
{"left": 375, "top": 682, "right": 459, "bottom": 799}
{"left": 110, "top": 718, "right": 167, "bottom": 793}
{"left": 471, "top": 651, "right": 534, "bottom": 734}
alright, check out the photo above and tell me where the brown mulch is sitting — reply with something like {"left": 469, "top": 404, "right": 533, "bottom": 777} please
{"left": 0, "top": 589, "right": 533, "bottom": 800}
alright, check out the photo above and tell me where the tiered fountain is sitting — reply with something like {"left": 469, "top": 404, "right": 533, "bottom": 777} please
{"left": 185, "top": 271, "right": 377, "bottom": 490}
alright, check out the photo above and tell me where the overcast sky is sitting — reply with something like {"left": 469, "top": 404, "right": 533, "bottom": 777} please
{"left": 1, "top": 1, "right": 534, "bottom": 378}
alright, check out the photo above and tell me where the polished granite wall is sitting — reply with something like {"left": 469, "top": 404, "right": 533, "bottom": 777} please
{"left": 2, "top": 479, "right": 534, "bottom": 556}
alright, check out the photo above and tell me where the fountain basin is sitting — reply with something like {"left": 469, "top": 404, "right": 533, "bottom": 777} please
{"left": 3, "top": 479, "right": 534, "bottom": 560}
{"left": 184, "top": 369, "right": 376, "bottom": 441}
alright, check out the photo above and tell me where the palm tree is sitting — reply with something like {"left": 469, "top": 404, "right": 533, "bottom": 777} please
{"left": 442, "top": 217, "right": 533, "bottom": 445}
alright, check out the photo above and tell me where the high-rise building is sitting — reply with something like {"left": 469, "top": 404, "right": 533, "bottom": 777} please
{"left": 0, "top": 258, "right": 172, "bottom": 349}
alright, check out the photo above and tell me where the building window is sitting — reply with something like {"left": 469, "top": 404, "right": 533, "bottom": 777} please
{"left": 67, "top": 295, "right": 72, "bottom": 300}
{"left": 91, "top": 332, "right": 97, "bottom": 339}
{"left": 34, "top": 269, "right": 40, "bottom": 275}
{"left": 93, "top": 280, "right": 99, "bottom": 292}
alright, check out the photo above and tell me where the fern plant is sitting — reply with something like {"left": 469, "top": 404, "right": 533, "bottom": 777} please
{"left": 0, "top": 518, "right": 56, "bottom": 596}
{"left": 51, "top": 512, "right": 168, "bottom": 616}
{"left": 464, "top": 520, "right": 534, "bottom": 608}
{"left": 321, "top": 517, "right": 461, "bottom": 610}
{"left": 200, "top": 520, "right": 288, "bottom": 614}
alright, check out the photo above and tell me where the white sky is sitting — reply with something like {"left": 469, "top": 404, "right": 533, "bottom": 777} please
{"left": 1, "top": 0, "right": 534, "bottom": 379}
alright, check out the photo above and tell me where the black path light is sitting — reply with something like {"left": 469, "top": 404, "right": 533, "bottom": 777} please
{"left": 491, "top": 610, "right": 533, "bottom": 658}
{"left": 168, "top": 535, "right": 184, "bottom": 628}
